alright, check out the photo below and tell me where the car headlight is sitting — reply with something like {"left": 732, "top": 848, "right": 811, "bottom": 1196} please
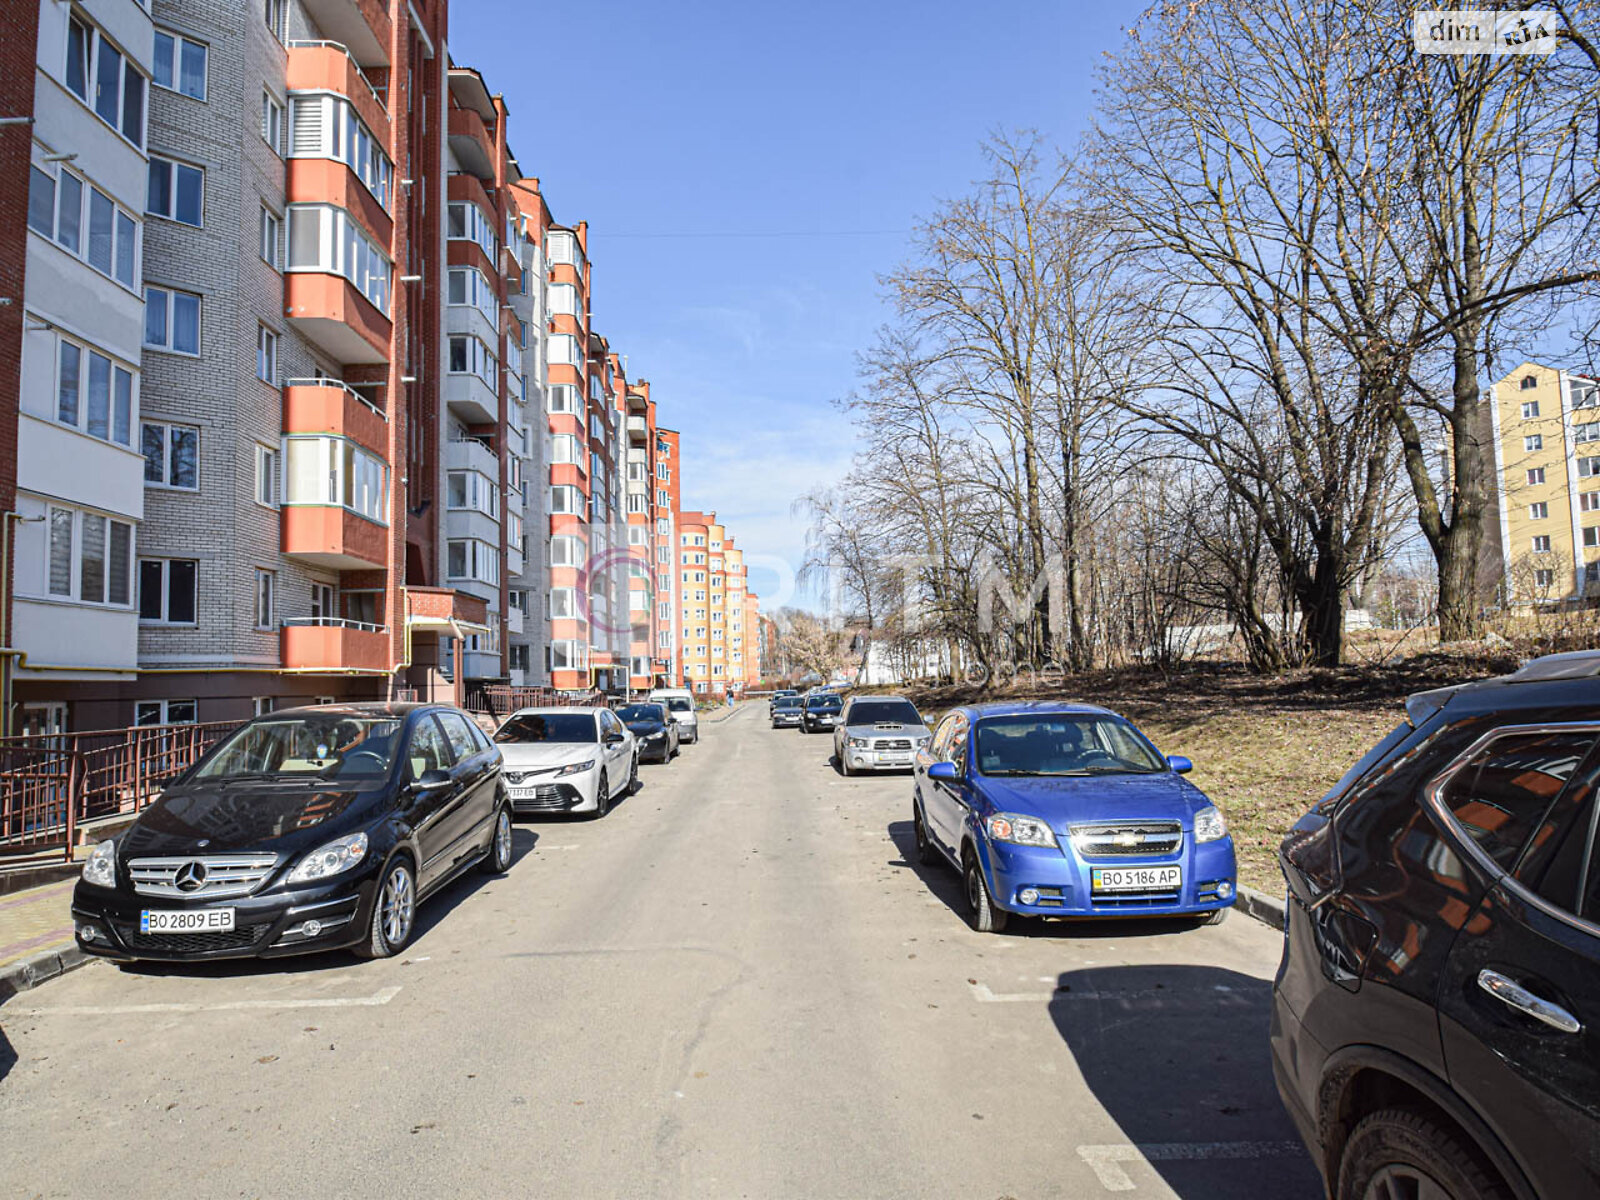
{"left": 986, "top": 813, "right": 1058, "bottom": 848}
{"left": 1194, "top": 805, "right": 1228, "bottom": 843}
{"left": 848, "top": 737, "right": 869, "bottom": 748}
{"left": 81, "top": 839, "right": 117, "bottom": 889}
{"left": 557, "top": 758, "right": 597, "bottom": 777}
{"left": 287, "top": 832, "right": 369, "bottom": 884}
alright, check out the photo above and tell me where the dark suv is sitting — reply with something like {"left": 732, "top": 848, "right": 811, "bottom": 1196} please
{"left": 1273, "top": 651, "right": 1600, "bottom": 1200}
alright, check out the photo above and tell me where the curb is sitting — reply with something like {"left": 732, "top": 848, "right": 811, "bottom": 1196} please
{"left": 1236, "top": 884, "right": 1286, "bottom": 932}
{"left": 0, "top": 943, "right": 89, "bottom": 1008}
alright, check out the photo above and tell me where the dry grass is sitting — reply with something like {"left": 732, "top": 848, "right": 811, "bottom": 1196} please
{"left": 899, "top": 643, "right": 1529, "bottom": 893}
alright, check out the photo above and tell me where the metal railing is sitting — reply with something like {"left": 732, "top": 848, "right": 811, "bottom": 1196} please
{"left": 0, "top": 721, "right": 237, "bottom": 861}
{"left": 282, "top": 376, "right": 388, "bottom": 421}
{"left": 281, "top": 617, "right": 388, "bottom": 634}
{"left": 464, "top": 685, "right": 607, "bottom": 718}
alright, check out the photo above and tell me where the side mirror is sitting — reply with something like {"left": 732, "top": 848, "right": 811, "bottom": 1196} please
{"left": 927, "top": 761, "right": 959, "bottom": 782}
{"left": 1167, "top": 755, "right": 1194, "bottom": 774}
{"left": 604, "top": 731, "right": 625, "bottom": 746}
{"left": 411, "top": 768, "right": 452, "bottom": 793}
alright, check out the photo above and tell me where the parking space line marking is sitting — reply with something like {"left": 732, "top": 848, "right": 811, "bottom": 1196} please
{"left": 537, "top": 844, "right": 581, "bottom": 851}
{"left": 15, "top": 985, "right": 403, "bottom": 1016}
{"left": 1075, "top": 1141, "right": 1307, "bottom": 1191}
{"left": 969, "top": 982, "right": 1050, "bottom": 1002}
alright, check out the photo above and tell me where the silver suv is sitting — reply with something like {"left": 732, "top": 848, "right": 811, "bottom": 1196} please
{"left": 833, "top": 695, "right": 931, "bottom": 775}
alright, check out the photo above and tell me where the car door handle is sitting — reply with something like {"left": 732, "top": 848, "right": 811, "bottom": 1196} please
{"left": 1477, "top": 969, "right": 1583, "bottom": 1034}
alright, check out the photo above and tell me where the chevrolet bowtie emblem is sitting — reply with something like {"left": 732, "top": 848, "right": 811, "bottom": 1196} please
{"left": 1114, "top": 832, "right": 1140, "bottom": 847}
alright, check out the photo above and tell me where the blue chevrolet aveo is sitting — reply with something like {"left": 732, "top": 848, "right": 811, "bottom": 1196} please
{"left": 911, "top": 702, "right": 1237, "bottom": 931}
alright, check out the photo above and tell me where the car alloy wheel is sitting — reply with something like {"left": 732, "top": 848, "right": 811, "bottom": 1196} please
{"left": 1338, "top": 1107, "right": 1511, "bottom": 1200}
{"left": 359, "top": 859, "right": 417, "bottom": 958}
{"left": 482, "top": 806, "right": 512, "bottom": 875}
{"left": 595, "top": 771, "right": 610, "bottom": 818}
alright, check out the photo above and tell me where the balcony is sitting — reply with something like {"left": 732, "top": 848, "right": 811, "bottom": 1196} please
{"left": 506, "top": 606, "right": 525, "bottom": 636}
{"left": 285, "top": 273, "right": 390, "bottom": 364}
{"left": 626, "top": 415, "right": 647, "bottom": 443}
{"left": 297, "top": 0, "right": 390, "bottom": 67}
{"left": 448, "top": 106, "right": 496, "bottom": 181}
{"left": 462, "top": 649, "right": 504, "bottom": 682}
{"left": 446, "top": 369, "right": 498, "bottom": 425}
{"left": 447, "top": 302, "right": 498, "bottom": 359}
{"left": 447, "top": 435, "right": 499, "bottom": 478}
{"left": 283, "top": 505, "right": 388, "bottom": 570}
{"left": 281, "top": 619, "right": 390, "bottom": 672}
{"left": 285, "top": 41, "right": 389, "bottom": 142}
{"left": 283, "top": 378, "right": 387, "bottom": 458}
{"left": 507, "top": 539, "right": 525, "bottom": 579}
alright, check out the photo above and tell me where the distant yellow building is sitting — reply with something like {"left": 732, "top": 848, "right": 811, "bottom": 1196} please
{"left": 1488, "top": 361, "right": 1600, "bottom": 603}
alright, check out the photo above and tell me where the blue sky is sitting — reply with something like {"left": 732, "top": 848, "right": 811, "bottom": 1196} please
{"left": 450, "top": 0, "right": 1142, "bottom": 607}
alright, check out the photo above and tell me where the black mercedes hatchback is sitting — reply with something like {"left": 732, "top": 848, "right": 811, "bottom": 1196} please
{"left": 1274, "top": 651, "right": 1600, "bottom": 1200}
{"left": 72, "top": 703, "right": 511, "bottom": 963}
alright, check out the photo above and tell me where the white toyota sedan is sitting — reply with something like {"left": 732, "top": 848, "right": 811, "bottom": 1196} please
{"left": 493, "top": 706, "right": 637, "bottom": 817}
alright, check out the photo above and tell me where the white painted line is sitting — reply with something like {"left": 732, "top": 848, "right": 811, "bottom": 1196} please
{"left": 967, "top": 982, "right": 1239, "bottom": 1004}
{"left": 1076, "top": 1141, "right": 1307, "bottom": 1191}
{"left": 17, "top": 985, "right": 403, "bottom": 1016}
{"left": 969, "top": 982, "right": 1049, "bottom": 1003}
{"left": 538, "top": 844, "right": 581, "bottom": 851}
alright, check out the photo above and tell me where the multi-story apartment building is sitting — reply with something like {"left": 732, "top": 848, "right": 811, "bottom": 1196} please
{"left": 676, "top": 509, "right": 756, "bottom": 697}
{"left": 1485, "top": 361, "right": 1600, "bottom": 605}
{"left": 4, "top": 0, "right": 757, "bottom": 731}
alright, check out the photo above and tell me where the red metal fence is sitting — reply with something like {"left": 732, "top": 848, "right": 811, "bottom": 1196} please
{"left": 0, "top": 721, "right": 236, "bottom": 861}
{"left": 464, "top": 685, "right": 608, "bottom": 719}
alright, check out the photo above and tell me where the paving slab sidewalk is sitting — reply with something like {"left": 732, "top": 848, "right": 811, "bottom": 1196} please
{"left": 0, "top": 878, "right": 84, "bottom": 1004}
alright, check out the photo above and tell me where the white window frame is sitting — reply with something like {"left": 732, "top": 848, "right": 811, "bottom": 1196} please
{"left": 147, "top": 155, "right": 204, "bottom": 227}
{"left": 286, "top": 93, "right": 393, "bottom": 209}
{"left": 1522, "top": 401, "right": 1541, "bottom": 419}
{"left": 65, "top": 15, "right": 147, "bottom": 149}
{"left": 1528, "top": 468, "right": 1547, "bottom": 486}
{"left": 1532, "top": 535, "right": 1553, "bottom": 553}
{"left": 285, "top": 203, "right": 392, "bottom": 314}
{"left": 1525, "top": 434, "right": 1543, "bottom": 452}
{"left": 138, "top": 556, "right": 198, "bottom": 624}
{"left": 140, "top": 420, "right": 199, "bottom": 490}
{"left": 255, "top": 444, "right": 279, "bottom": 508}
{"left": 43, "top": 504, "right": 133, "bottom": 609}
{"left": 259, "top": 205, "right": 281, "bottom": 269}
{"left": 282, "top": 436, "right": 389, "bottom": 524}
{"left": 52, "top": 333, "right": 135, "bottom": 448}
{"left": 151, "top": 28, "right": 207, "bottom": 101}
{"left": 261, "top": 89, "right": 284, "bottom": 154}
{"left": 143, "top": 285, "right": 201, "bottom": 355}
{"left": 257, "top": 325, "right": 278, "bottom": 384}
{"left": 1530, "top": 502, "right": 1549, "bottom": 520}
{"left": 255, "top": 569, "right": 276, "bottom": 630}
{"left": 136, "top": 700, "right": 197, "bottom": 726}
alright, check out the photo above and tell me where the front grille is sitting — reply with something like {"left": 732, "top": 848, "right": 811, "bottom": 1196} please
{"left": 505, "top": 767, "right": 562, "bottom": 785}
{"left": 121, "top": 921, "right": 273, "bottom": 954}
{"left": 510, "top": 783, "right": 580, "bottom": 813}
{"left": 873, "top": 738, "right": 913, "bottom": 751}
{"left": 1070, "top": 821, "right": 1183, "bottom": 857}
{"left": 128, "top": 853, "right": 280, "bottom": 899}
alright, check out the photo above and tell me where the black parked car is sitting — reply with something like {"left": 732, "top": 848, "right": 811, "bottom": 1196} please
{"left": 615, "top": 702, "right": 679, "bottom": 763}
{"left": 1274, "top": 651, "right": 1600, "bottom": 1200}
{"left": 800, "top": 692, "right": 843, "bottom": 733}
{"left": 72, "top": 704, "right": 510, "bottom": 963}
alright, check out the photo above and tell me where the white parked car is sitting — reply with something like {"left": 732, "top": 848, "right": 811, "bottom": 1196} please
{"left": 648, "top": 688, "right": 700, "bottom": 744}
{"left": 492, "top": 706, "right": 637, "bottom": 817}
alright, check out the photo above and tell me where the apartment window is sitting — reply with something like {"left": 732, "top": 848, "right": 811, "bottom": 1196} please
{"left": 628, "top": 525, "right": 648, "bottom": 546}
{"left": 1586, "top": 528, "right": 1600, "bottom": 549}
{"left": 286, "top": 95, "right": 393, "bottom": 208}
{"left": 1576, "top": 423, "right": 1600, "bottom": 445}
{"left": 1523, "top": 401, "right": 1541, "bottom": 419}
{"left": 1532, "top": 535, "right": 1553, "bottom": 553}
{"left": 263, "top": 0, "right": 286, "bottom": 42}
{"left": 657, "top": 545, "right": 669, "bottom": 563}
{"left": 1575, "top": 383, "right": 1600, "bottom": 410}
{"left": 141, "top": 422, "right": 198, "bottom": 489}
{"left": 46, "top": 505, "right": 132, "bottom": 607}
{"left": 261, "top": 91, "right": 283, "bottom": 153}
{"left": 1521, "top": 375, "right": 1538, "bottom": 390}
{"left": 144, "top": 286, "right": 201, "bottom": 355}
{"left": 253, "top": 697, "right": 275, "bottom": 717}
{"left": 66, "top": 16, "right": 146, "bottom": 148}
{"left": 285, "top": 204, "right": 392, "bottom": 313}
{"left": 656, "top": 462, "right": 670, "bottom": 481}
{"left": 55, "top": 337, "right": 134, "bottom": 447}
{"left": 547, "top": 282, "right": 581, "bottom": 317}
{"left": 1583, "top": 493, "right": 1600, "bottom": 513}
{"left": 144, "top": 156, "right": 203, "bottom": 228}
{"left": 31, "top": 164, "right": 138, "bottom": 288}
{"left": 255, "top": 445, "right": 279, "bottom": 506}
{"left": 550, "top": 535, "right": 583, "bottom": 566}
{"left": 138, "top": 558, "right": 197, "bottom": 623}
{"left": 445, "top": 201, "right": 497, "bottom": 259}
{"left": 152, "top": 29, "right": 206, "bottom": 100}
{"left": 446, "top": 539, "right": 499, "bottom": 585}
{"left": 257, "top": 326, "right": 278, "bottom": 383}
{"left": 549, "top": 433, "right": 581, "bottom": 465}
{"left": 1535, "top": 569, "right": 1555, "bottom": 589}
{"left": 259, "top": 206, "right": 281, "bottom": 269}
{"left": 549, "top": 485, "right": 583, "bottom": 515}
{"left": 548, "top": 588, "right": 577, "bottom": 619}
{"left": 255, "top": 570, "right": 276, "bottom": 629}
{"left": 1530, "top": 501, "right": 1549, "bottom": 520}
{"left": 1524, "top": 434, "right": 1543, "bottom": 452}
{"left": 136, "top": 700, "right": 196, "bottom": 726}
{"left": 283, "top": 437, "right": 389, "bottom": 523}
{"left": 1581, "top": 457, "right": 1600, "bottom": 479}
{"left": 547, "top": 334, "right": 581, "bottom": 367}
{"left": 548, "top": 384, "right": 578, "bottom": 414}
{"left": 447, "top": 267, "right": 498, "bottom": 328}
{"left": 626, "top": 495, "right": 647, "bottom": 514}
{"left": 446, "top": 471, "right": 499, "bottom": 519}
{"left": 1527, "top": 467, "right": 1547, "bottom": 486}
{"left": 447, "top": 335, "right": 497, "bottom": 388}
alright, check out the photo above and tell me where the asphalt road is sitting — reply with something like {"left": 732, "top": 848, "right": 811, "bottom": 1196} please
{"left": 0, "top": 705, "right": 1320, "bottom": 1200}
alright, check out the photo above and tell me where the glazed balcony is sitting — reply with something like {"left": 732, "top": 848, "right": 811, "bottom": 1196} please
{"left": 281, "top": 619, "right": 390, "bottom": 672}
{"left": 295, "top": 1, "right": 391, "bottom": 68}
{"left": 283, "top": 378, "right": 387, "bottom": 458}
{"left": 448, "top": 106, "right": 496, "bottom": 181}
{"left": 285, "top": 41, "right": 390, "bottom": 142}
{"left": 282, "top": 505, "right": 388, "bottom": 570}
{"left": 285, "top": 273, "right": 390, "bottom": 364}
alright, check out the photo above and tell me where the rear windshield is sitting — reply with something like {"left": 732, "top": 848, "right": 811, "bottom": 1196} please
{"left": 495, "top": 713, "right": 597, "bottom": 744}
{"left": 616, "top": 704, "right": 667, "bottom": 723}
{"left": 806, "top": 695, "right": 842, "bottom": 711}
{"left": 775, "top": 697, "right": 803, "bottom": 709}
{"left": 847, "top": 700, "right": 921, "bottom": 725}
{"left": 665, "top": 698, "right": 694, "bottom": 713}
